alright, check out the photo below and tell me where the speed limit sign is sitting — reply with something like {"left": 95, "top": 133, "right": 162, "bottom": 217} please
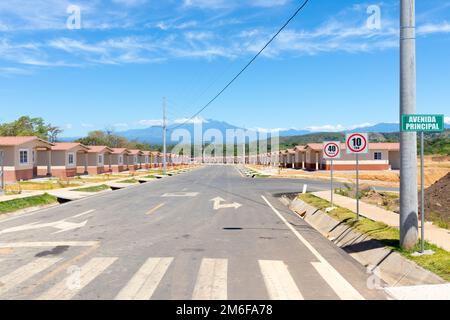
{"left": 346, "top": 133, "right": 369, "bottom": 154}
{"left": 323, "top": 141, "right": 341, "bottom": 159}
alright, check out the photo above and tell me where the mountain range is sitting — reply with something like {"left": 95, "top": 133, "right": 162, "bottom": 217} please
{"left": 61, "top": 120, "right": 449, "bottom": 144}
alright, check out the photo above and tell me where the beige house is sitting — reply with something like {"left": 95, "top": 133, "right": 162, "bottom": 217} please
{"left": 304, "top": 143, "right": 400, "bottom": 171}
{"left": 77, "top": 146, "right": 113, "bottom": 175}
{"left": 293, "top": 145, "right": 306, "bottom": 169}
{"left": 125, "top": 150, "right": 143, "bottom": 172}
{"left": 0, "top": 136, "right": 54, "bottom": 183}
{"left": 37, "top": 142, "right": 90, "bottom": 178}
{"left": 141, "top": 151, "right": 151, "bottom": 169}
{"left": 110, "top": 148, "right": 130, "bottom": 173}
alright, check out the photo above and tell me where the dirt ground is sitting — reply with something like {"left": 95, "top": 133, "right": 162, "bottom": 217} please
{"left": 422, "top": 172, "right": 450, "bottom": 229}
{"left": 257, "top": 155, "right": 450, "bottom": 187}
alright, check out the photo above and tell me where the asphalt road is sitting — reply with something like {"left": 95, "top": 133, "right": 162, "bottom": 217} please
{"left": 0, "top": 165, "right": 387, "bottom": 300}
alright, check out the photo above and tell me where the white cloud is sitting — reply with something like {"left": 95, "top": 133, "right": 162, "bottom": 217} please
{"left": 138, "top": 119, "right": 163, "bottom": 126}
{"left": 112, "top": 0, "right": 147, "bottom": 6}
{"left": 173, "top": 117, "right": 208, "bottom": 124}
{"left": 182, "top": 0, "right": 289, "bottom": 10}
{"left": 445, "top": 117, "right": 450, "bottom": 125}
{"left": 81, "top": 123, "right": 94, "bottom": 128}
{"left": 306, "top": 124, "right": 346, "bottom": 132}
{"left": 48, "top": 38, "right": 106, "bottom": 54}
{"left": 0, "top": 66, "right": 32, "bottom": 76}
{"left": 418, "top": 22, "right": 450, "bottom": 35}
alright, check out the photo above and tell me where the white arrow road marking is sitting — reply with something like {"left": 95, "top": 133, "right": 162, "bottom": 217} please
{"left": 0, "top": 220, "right": 88, "bottom": 235}
{"left": 161, "top": 192, "right": 199, "bottom": 197}
{"left": 210, "top": 197, "right": 242, "bottom": 210}
{"left": 0, "top": 241, "right": 98, "bottom": 248}
{"left": 71, "top": 209, "right": 96, "bottom": 218}
{"left": 0, "top": 210, "right": 94, "bottom": 236}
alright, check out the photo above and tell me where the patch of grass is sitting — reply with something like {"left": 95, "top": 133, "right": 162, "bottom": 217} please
{"left": 73, "top": 185, "right": 111, "bottom": 193}
{"left": 14, "top": 181, "right": 81, "bottom": 191}
{"left": 298, "top": 193, "right": 450, "bottom": 281}
{"left": 142, "top": 175, "right": 157, "bottom": 179}
{"left": 117, "top": 179, "right": 138, "bottom": 184}
{"left": 0, "top": 194, "right": 58, "bottom": 215}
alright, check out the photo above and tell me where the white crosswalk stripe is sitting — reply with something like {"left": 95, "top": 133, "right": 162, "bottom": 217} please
{"left": 115, "top": 257, "right": 173, "bottom": 300}
{"left": 311, "top": 262, "right": 364, "bottom": 300}
{"left": 38, "top": 257, "right": 117, "bottom": 300}
{"left": 0, "top": 258, "right": 62, "bottom": 297}
{"left": 192, "top": 258, "right": 227, "bottom": 300}
{"left": 0, "top": 254, "right": 366, "bottom": 300}
{"left": 259, "top": 260, "right": 304, "bottom": 300}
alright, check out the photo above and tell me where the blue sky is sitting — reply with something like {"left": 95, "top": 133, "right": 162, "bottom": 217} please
{"left": 0, "top": 0, "right": 449, "bottom": 137}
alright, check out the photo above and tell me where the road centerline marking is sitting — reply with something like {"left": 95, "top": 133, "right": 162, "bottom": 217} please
{"left": 146, "top": 203, "right": 166, "bottom": 215}
{"left": 161, "top": 192, "right": 199, "bottom": 198}
{"left": 261, "top": 195, "right": 364, "bottom": 300}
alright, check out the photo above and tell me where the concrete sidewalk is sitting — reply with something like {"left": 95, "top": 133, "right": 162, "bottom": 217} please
{"left": 312, "top": 191, "right": 450, "bottom": 252}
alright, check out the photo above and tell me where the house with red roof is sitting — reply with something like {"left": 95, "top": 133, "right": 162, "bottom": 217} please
{"left": 304, "top": 143, "right": 400, "bottom": 171}
{"left": 77, "top": 146, "right": 114, "bottom": 175}
{"left": 37, "top": 142, "right": 90, "bottom": 178}
{"left": 141, "top": 151, "right": 151, "bottom": 169}
{"left": 110, "top": 148, "right": 130, "bottom": 173}
{"left": 0, "top": 136, "right": 54, "bottom": 183}
{"left": 126, "top": 149, "right": 144, "bottom": 172}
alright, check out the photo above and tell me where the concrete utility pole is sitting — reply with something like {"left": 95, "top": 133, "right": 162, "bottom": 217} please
{"left": 163, "top": 97, "right": 167, "bottom": 175}
{"left": 400, "top": 0, "right": 419, "bottom": 249}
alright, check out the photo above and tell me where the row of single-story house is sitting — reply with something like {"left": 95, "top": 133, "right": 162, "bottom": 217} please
{"left": 249, "top": 142, "right": 401, "bottom": 171}
{"left": 0, "top": 136, "right": 191, "bottom": 183}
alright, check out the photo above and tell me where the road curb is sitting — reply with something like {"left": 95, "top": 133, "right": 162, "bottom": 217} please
{"left": 280, "top": 195, "right": 445, "bottom": 287}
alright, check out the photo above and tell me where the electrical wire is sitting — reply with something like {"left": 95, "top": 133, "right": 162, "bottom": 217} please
{"left": 171, "top": 0, "right": 311, "bottom": 130}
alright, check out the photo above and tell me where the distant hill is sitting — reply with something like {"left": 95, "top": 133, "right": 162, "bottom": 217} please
{"left": 60, "top": 118, "right": 449, "bottom": 145}
{"left": 279, "top": 129, "right": 450, "bottom": 155}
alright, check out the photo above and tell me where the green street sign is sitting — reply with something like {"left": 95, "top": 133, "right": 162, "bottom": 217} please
{"left": 401, "top": 114, "right": 445, "bottom": 132}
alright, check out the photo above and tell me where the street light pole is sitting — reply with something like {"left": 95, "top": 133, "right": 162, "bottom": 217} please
{"left": 400, "top": 0, "right": 419, "bottom": 249}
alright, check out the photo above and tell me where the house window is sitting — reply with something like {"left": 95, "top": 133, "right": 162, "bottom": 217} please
{"left": 374, "top": 152, "right": 382, "bottom": 160}
{"left": 68, "top": 153, "right": 75, "bottom": 165}
{"left": 145, "top": 156, "right": 149, "bottom": 163}
{"left": 32, "top": 150, "right": 35, "bottom": 164}
{"left": 98, "top": 154, "right": 103, "bottom": 165}
{"left": 119, "top": 155, "right": 123, "bottom": 165}
{"left": 134, "top": 156, "right": 138, "bottom": 164}
{"left": 19, "top": 149, "right": 29, "bottom": 165}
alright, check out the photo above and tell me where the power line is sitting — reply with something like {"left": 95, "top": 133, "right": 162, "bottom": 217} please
{"left": 172, "top": 0, "right": 311, "bottom": 130}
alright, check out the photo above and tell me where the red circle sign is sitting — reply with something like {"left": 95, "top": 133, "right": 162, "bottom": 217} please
{"left": 346, "top": 133, "right": 368, "bottom": 153}
{"left": 324, "top": 142, "right": 340, "bottom": 158}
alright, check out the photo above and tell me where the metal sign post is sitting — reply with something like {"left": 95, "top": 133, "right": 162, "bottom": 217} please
{"left": 346, "top": 133, "right": 369, "bottom": 220}
{"left": 420, "top": 132, "right": 425, "bottom": 253}
{"left": 402, "top": 114, "right": 444, "bottom": 254}
{"left": 323, "top": 141, "right": 341, "bottom": 209}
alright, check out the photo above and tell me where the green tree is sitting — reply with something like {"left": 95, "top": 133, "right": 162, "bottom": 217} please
{"left": 0, "top": 116, "right": 62, "bottom": 140}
